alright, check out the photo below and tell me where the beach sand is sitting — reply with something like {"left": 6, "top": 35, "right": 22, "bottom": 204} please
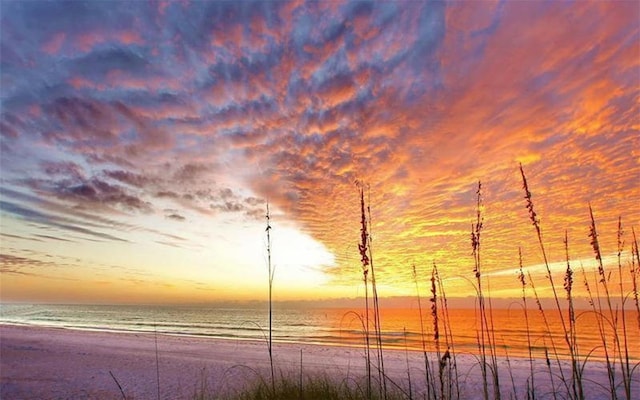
{"left": 1, "top": 324, "right": 636, "bottom": 399}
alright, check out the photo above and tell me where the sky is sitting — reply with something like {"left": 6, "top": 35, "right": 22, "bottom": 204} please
{"left": 1, "top": 0, "right": 638, "bottom": 305}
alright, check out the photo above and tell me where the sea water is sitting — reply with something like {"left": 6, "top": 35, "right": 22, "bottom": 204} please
{"left": 1, "top": 303, "right": 637, "bottom": 362}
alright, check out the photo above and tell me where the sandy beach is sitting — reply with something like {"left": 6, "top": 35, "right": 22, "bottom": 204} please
{"left": 1, "top": 324, "right": 637, "bottom": 399}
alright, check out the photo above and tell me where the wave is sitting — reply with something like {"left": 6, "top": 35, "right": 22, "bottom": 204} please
{"left": 2, "top": 304, "right": 635, "bottom": 362}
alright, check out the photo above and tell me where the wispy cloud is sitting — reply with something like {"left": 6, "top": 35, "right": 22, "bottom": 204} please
{"left": 0, "top": 200, "right": 129, "bottom": 242}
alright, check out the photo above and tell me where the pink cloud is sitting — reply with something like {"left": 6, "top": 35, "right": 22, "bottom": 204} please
{"left": 74, "top": 29, "right": 144, "bottom": 53}
{"left": 68, "top": 76, "right": 103, "bottom": 90}
{"left": 42, "top": 32, "right": 66, "bottom": 55}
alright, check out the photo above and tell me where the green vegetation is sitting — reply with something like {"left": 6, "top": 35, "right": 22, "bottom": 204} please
{"left": 197, "top": 374, "right": 406, "bottom": 400}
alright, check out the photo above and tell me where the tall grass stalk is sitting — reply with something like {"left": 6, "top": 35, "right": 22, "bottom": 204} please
{"left": 154, "top": 324, "right": 161, "bottom": 400}
{"left": 430, "top": 266, "right": 444, "bottom": 400}
{"left": 581, "top": 266, "right": 616, "bottom": 398}
{"left": 404, "top": 327, "right": 413, "bottom": 400}
{"left": 563, "top": 231, "right": 583, "bottom": 400}
{"left": 616, "top": 217, "right": 632, "bottom": 399}
{"left": 358, "top": 187, "right": 372, "bottom": 399}
{"left": 485, "top": 276, "right": 501, "bottom": 400}
{"left": 471, "top": 181, "right": 489, "bottom": 400}
{"left": 265, "top": 203, "right": 275, "bottom": 394}
{"left": 543, "top": 345, "right": 557, "bottom": 400}
{"left": 588, "top": 205, "right": 617, "bottom": 320}
{"left": 366, "top": 186, "right": 388, "bottom": 400}
{"left": 299, "top": 349, "right": 303, "bottom": 399}
{"left": 632, "top": 227, "right": 640, "bottom": 330}
{"left": 109, "top": 370, "right": 127, "bottom": 400}
{"left": 588, "top": 205, "right": 620, "bottom": 400}
{"left": 435, "top": 263, "right": 460, "bottom": 400}
{"left": 517, "top": 248, "right": 535, "bottom": 400}
{"left": 503, "top": 345, "right": 517, "bottom": 400}
{"left": 413, "top": 264, "right": 436, "bottom": 400}
{"left": 433, "top": 263, "right": 454, "bottom": 400}
{"left": 471, "top": 181, "right": 500, "bottom": 400}
{"left": 519, "top": 164, "right": 576, "bottom": 396}
{"left": 520, "top": 165, "right": 569, "bottom": 318}
{"left": 528, "top": 271, "right": 569, "bottom": 397}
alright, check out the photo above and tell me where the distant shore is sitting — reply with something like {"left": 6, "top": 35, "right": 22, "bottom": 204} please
{"left": 1, "top": 323, "right": 634, "bottom": 399}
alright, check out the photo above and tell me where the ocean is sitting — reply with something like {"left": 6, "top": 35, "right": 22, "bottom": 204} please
{"left": 1, "top": 303, "right": 637, "bottom": 362}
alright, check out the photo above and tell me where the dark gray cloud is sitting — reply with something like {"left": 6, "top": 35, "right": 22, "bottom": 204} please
{"left": 0, "top": 254, "right": 42, "bottom": 276}
{"left": 0, "top": 232, "right": 44, "bottom": 242}
{"left": 0, "top": 253, "right": 83, "bottom": 281}
{"left": 28, "top": 176, "right": 153, "bottom": 214}
{"left": 1, "top": 186, "right": 138, "bottom": 231}
{"left": 0, "top": 200, "right": 128, "bottom": 242}
{"left": 41, "top": 161, "right": 85, "bottom": 180}
{"left": 212, "top": 201, "right": 245, "bottom": 213}
{"left": 70, "top": 47, "right": 150, "bottom": 80}
{"left": 156, "top": 190, "right": 180, "bottom": 199}
{"left": 165, "top": 213, "right": 185, "bottom": 222}
{"left": 153, "top": 185, "right": 265, "bottom": 218}
{"left": 34, "top": 234, "right": 75, "bottom": 243}
{"left": 103, "top": 169, "right": 157, "bottom": 188}
{"left": 173, "top": 163, "right": 214, "bottom": 183}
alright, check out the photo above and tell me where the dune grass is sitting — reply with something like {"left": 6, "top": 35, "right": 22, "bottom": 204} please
{"left": 193, "top": 374, "right": 407, "bottom": 400}
{"left": 183, "top": 166, "right": 640, "bottom": 400}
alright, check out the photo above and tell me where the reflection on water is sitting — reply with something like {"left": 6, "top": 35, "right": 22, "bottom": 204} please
{"left": 1, "top": 303, "right": 637, "bottom": 361}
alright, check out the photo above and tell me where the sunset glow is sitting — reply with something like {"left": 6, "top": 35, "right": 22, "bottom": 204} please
{"left": 1, "top": 1, "right": 638, "bottom": 304}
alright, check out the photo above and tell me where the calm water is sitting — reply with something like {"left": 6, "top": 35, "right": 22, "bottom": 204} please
{"left": 1, "top": 303, "right": 637, "bottom": 362}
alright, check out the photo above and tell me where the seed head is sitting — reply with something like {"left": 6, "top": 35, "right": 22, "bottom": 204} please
{"left": 358, "top": 188, "right": 369, "bottom": 274}
{"left": 517, "top": 247, "right": 526, "bottom": 287}
{"left": 430, "top": 266, "right": 439, "bottom": 341}
{"left": 588, "top": 204, "right": 605, "bottom": 282}
{"left": 563, "top": 232, "right": 573, "bottom": 301}
{"left": 519, "top": 163, "right": 540, "bottom": 230}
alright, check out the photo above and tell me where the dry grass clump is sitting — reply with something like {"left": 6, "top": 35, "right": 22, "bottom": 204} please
{"left": 196, "top": 373, "right": 407, "bottom": 400}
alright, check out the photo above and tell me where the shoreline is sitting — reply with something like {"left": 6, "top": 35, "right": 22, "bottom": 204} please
{"left": 1, "top": 323, "right": 636, "bottom": 399}
{"left": 3, "top": 304, "right": 637, "bottom": 364}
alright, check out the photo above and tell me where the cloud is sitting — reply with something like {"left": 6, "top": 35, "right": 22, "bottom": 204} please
{"left": 0, "top": 232, "right": 44, "bottom": 243}
{"left": 209, "top": 188, "right": 267, "bottom": 217}
{"left": 26, "top": 176, "right": 154, "bottom": 214}
{"left": 0, "top": 254, "right": 44, "bottom": 276}
{"left": 1, "top": 187, "right": 137, "bottom": 231}
{"left": 41, "top": 97, "right": 120, "bottom": 143}
{"left": 0, "top": 200, "right": 128, "bottom": 242}
{"left": 34, "top": 234, "right": 75, "bottom": 243}
{"left": 156, "top": 190, "right": 180, "bottom": 199}
{"left": 173, "top": 163, "right": 214, "bottom": 183}
{"left": 41, "top": 161, "right": 85, "bottom": 180}
{"left": 103, "top": 169, "right": 157, "bottom": 188}
{"left": 70, "top": 47, "right": 149, "bottom": 80}
{"left": 0, "top": 0, "right": 638, "bottom": 297}
{"left": 0, "top": 112, "right": 25, "bottom": 138}
{"left": 166, "top": 213, "right": 185, "bottom": 222}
